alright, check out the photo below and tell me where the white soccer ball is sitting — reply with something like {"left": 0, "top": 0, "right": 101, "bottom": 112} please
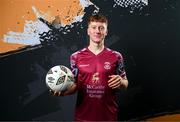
{"left": 46, "top": 65, "right": 74, "bottom": 92}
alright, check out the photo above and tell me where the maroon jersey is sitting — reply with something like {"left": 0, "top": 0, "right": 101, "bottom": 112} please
{"left": 70, "top": 47, "right": 126, "bottom": 121}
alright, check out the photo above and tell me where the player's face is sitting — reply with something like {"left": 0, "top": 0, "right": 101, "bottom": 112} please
{"left": 87, "top": 21, "right": 108, "bottom": 44}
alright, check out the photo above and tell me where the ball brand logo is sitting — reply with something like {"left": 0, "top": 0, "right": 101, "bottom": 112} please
{"left": 104, "top": 62, "right": 111, "bottom": 70}
{"left": 56, "top": 75, "right": 66, "bottom": 85}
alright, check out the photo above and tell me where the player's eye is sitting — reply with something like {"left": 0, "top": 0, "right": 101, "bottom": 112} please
{"left": 99, "top": 26, "right": 105, "bottom": 31}
{"left": 91, "top": 26, "right": 96, "bottom": 29}
{"left": 90, "top": 26, "right": 105, "bottom": 31}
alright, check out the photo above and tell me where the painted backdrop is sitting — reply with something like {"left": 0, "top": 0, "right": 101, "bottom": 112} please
{"left": 0, "top": 0, "right": 180, "bottom": 121}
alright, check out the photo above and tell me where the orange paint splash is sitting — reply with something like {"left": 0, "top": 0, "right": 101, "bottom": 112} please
{"left": 0, "top": 0, "right": 85, "bottom": 54}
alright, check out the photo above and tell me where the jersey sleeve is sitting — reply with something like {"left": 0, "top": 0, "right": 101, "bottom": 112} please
{"left": 70, "top": 53, "right": 79, "bottom": 83}
{"left": 116, "top": 52, "right": 126, "bottom": 79}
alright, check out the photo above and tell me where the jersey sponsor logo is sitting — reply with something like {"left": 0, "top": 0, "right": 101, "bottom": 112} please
{"left": 92, "top": 72, "right": 100, "bottom": 84}
{"left": 104, "top": 62, "right": 111, "bottom": 70}
{"left": 86, "top": 84, "right": 105, "bottom": 99}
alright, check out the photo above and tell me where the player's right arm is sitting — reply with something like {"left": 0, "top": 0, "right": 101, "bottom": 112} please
{"left": 49, "top": 83, "right": 77, "bottom": 96}
{"left": 62, "top": 82, "right": 77, "bottom": 95}
{"left": 50, "top": 53, "right": 79, "bottom": 96}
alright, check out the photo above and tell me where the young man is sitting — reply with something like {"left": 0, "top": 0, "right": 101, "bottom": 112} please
{"left": 51, "top": 14, "right": 128, "bottom": 121}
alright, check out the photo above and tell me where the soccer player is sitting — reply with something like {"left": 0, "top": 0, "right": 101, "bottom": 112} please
{"left": 51, "top": 14, "right": 128, "bottom": 121}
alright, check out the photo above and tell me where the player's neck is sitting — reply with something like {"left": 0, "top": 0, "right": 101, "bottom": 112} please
{"left": 88, "top": 41, "right": 104, "bottom": 55}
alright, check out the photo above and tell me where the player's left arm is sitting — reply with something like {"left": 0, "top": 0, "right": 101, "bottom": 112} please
{"left": 108, "top": 53, "right": 128, "bottom": 89}
{"left": 108, "top": 75, "right": 128, "bottom": 89}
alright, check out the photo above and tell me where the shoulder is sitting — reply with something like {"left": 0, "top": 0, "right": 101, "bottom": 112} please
{"left": 70, "top": 48, "right": 87, "bottom": 59}
{"left": 105, "top": 47, "right": 123, "bottom": 59}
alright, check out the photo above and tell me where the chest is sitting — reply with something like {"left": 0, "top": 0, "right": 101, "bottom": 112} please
{"left": 77, "top": 54, "right": 118, "bottom": 75}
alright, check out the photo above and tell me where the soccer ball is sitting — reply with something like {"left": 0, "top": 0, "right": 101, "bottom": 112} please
{"left": 46, "top": 65, "right": 74, "bottom": 92}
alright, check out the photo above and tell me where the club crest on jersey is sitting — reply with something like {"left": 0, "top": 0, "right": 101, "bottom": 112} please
{"left": 104, "top": 62, "right": 111, "bottom": 70}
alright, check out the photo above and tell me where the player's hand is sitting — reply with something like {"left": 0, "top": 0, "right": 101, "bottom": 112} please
{"left": 49, "top": 89, "right": 62, "bottom": 96}
{"left": 108, "top": 75, "right": 123, "bottom": 89}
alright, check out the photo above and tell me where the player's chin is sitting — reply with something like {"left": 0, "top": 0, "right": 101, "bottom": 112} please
{"left": 93, "top": 37, "right": 103, "bottom": 42}
{"left": 93, "top": 40, "right": 103, "bottom": 44}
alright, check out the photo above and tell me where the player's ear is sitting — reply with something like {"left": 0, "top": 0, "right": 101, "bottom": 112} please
{"left": 87, "top": 27, "right": 90, "bottom": 36}
{"left": 105, "top": 28, "right": 108, "bottom": 36}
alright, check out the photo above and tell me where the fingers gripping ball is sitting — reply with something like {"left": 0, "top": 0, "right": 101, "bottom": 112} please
{"left": 46, "top": 65, "right": 75, "bottom": 92}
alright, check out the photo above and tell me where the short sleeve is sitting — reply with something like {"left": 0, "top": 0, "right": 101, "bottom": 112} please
{"left": 70, "top": 53, "right": 79, "bottom": 82}
{"left": 116, "top": 52, "right": 126, "bottom": 79}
